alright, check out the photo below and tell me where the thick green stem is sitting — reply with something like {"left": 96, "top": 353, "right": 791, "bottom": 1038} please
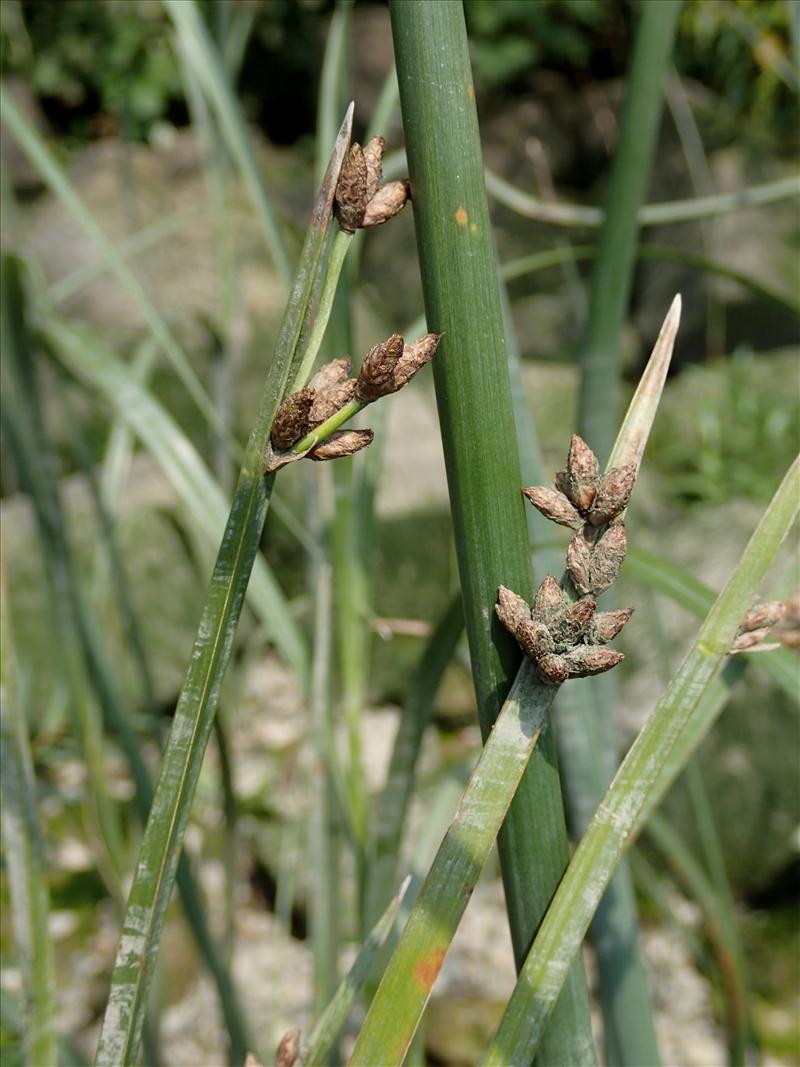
{"left": 389, "top": 3, "right": 595, "bottom": 1064}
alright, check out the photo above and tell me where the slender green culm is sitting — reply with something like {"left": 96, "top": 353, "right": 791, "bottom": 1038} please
{"left": 349, "top": 663, "right": 555, "bottom": 1067}
{"left": 304, "top": 876, "right": 410, "bottom": 1067}
{"left": 94, "top": 108, "right": 353, "bottom": 1067}
{"left": 577, "top": 0, "right": 681, "bottom": 467}
{"left": 481, "top": 455, "right": 800, "bottom": 1066}
{"left": 388, "top": 3, "right": 596, "bottom": 1063}
{"left": 485, "top": 169, "right": 800, "bottom": 229}
{"left": 570, "top": 7, "right": 679, "bottom": 1058}
{"left": 0, "top": 576, "right": 58, "bottom": 1067}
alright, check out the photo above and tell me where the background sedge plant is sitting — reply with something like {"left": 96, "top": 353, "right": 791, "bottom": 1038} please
{"left": 92, "top": 106, "right": 436, "bottom": 1067}
{"left": 2, "top": 2, "right": 797, "bottom": 1065}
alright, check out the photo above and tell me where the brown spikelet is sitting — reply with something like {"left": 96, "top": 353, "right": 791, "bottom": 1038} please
{"left": 516, "top": 619, "right": 554, "bottom": 659}
{"left": 495, "top": 585, "right": 531, "bottom": 634}
{"left": 335, "top": 143, "right": 368, "bottom": 232}
{"left": 534, "top": 575, "right": 566, "bottom": 614}
{"left": 361, "top": 180, "right": 410, "bottom": 228}
{"left": 588, "top": 607, "right": 634, "bottom": 644}
{"left": 588, "top": 465, "right": 636, "bottom": 526}
{"left": 537, "top": 653, "right": 570, "bottom": 684}
{"left": 363, "top": 135, "right": 385, "bottom": 201}
{"left": 392, "top": 332, "right": 440, "bottom": 390}
{"left": 566, "top": 533, "right": 594, "bottom": 596}
{"left": 561, "top": 646, "right": 624, "bottom": 678}
{"left": 270, "top": 387, "right": 315, "bottom": 450}
{"left": 739, "top": 601, "right": 788, "bottom": 633}
{"left": 588, "top": 522, "right": 627, "bottom": 594}
{"left": 356, "top": 334, "right": 405, "bottom": 401}
{"left": 564, "top": 435, "right": 600, "bottom": 511}
{"left": 274, "top": 1028, "right": 301, "bottom": 1067}
{"left": 308, "top": 356, "right": 352, "bottom": 394}
{"left": 308, "top": 379, "right": 357, "bottom": 428}
{"left": 550, "top": 598, "right": 596, "bottom": 647}
{"left": 522, "top": 486, "right": 583, "bottom": 530}
{"left": 309, "top": 428, "right": 374, "bottom": 461}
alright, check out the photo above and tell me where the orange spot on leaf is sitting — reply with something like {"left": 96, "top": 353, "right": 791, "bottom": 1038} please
{"left": 454, "top": 207, "right": 469, "bottom": 227}
{"left": 413, "top": 947, "right": 447, "bottom": 990}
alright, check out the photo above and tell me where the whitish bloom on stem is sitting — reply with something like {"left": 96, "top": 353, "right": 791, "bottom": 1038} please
{"left": 335, "top": 136, "right": 410, "bottom": 233}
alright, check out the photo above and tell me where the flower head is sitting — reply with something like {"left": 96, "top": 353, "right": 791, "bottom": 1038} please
{"left": 335, "top": 136, "right": 410, "bottom": 233}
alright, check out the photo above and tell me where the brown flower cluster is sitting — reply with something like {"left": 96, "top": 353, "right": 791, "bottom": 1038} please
{"left": 267, "top": 333, "right": 440, "bottom": 468}
{"left": 496, "top": 579, "right": 631, "bottom": 684}
{"left": 732, "top": 599, "right": 793, "bottom": 653}
{"left": 524, "top": 434, "right": 634, "bottom": 597}
{"left": 496, "top": 434, "right": 634, "bottom": 684}
{"left": 334, "top": 136, "right": 410, "bottom": 233}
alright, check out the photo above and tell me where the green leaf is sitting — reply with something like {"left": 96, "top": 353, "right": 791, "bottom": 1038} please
{"left": 481, "top": 455, "right": 799, "bottom": 1065}
{"left": 93, "top": 105, "right": 353, "bottom": 1067}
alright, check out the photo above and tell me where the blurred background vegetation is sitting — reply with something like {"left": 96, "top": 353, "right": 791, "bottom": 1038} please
{"left": 1, "top": 1, "right": 798, "bottom": 1065}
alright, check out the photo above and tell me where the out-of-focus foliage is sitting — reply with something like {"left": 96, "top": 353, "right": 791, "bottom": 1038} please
{"left": 650, "top": 348, "right": 799, "bottom": 506}
{"left": 674, "top": 0, "right": 798, "bottom": 151}
{"left": 463, "top": 0, "right": 619, "bottom": 87}
{"left": 1, "top": 0, "right": 796, "bottom": 153}
{"left": 463, "top": 0, "right": 796, "bottom": 153}
{"left": 0, "top": 0, "right": 183, "bottom": 143}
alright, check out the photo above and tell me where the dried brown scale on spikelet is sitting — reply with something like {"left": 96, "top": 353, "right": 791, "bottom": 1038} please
{"left": 334, "top": 135, "right": 410, "bottom": 233}
{"left": 731, "top": 598, "right": 793, "bottom": 653}
{"left": 266, "top": 333, "right": 440, "bottom": 470}
{"left": 497, "top": 436, "right": 635, "bottom": 685}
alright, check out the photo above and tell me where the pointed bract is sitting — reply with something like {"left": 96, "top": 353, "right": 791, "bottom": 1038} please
{"left": 564, "top": 434, "right": 600, "bottom": 511}
{"left": 534, "top": 575, "right": 566, "bottom": 615}
{"left": 522, "top": 486, "right": 583, "bottom": 530}
{"left": 275, "top": 1028, "right": 301, "bottom": 1067}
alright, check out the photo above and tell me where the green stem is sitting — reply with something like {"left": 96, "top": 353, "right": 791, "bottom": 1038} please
{"left": 94, "top": 109, "right": 353, "bottom": 1067}
{"left": 292, "top": 397, "right": 364, "bottom": 453}
{"left": 0, "top": 580, "right": 58, "bottom": 1067}
{"left": 389, "top": 4, "right": 596, "bottom": 1064}
{"left": 290, "top": 229, "right": 354, "bottom": 393}
{"left": 349, "top": 662, "right": 556, "bottom": 1067}
{"left": 485, "top": 169, "right": 800, "bottom": 228}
